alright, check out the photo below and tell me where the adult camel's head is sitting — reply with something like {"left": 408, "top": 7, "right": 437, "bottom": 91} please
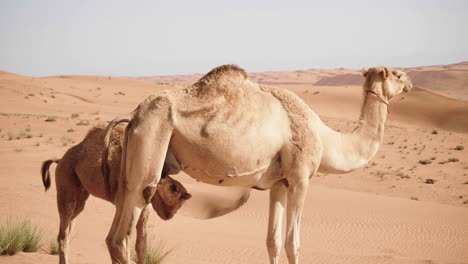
{"left": 152, "top": 176, "right": 192, "bottom": 220}
{"left": 362, "top": 67, "right": 413, "bottom": 101}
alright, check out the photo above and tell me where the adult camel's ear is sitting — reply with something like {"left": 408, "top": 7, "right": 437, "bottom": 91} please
{"left": 362, "top": 68, "right": 368, "bottom": 78}
{"left": 380, "top": 67, "right": 389, "bottom": 80}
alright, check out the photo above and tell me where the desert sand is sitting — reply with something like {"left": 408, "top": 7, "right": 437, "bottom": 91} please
{"left": 1, "top": 63, "right": 467, "bottom": 263}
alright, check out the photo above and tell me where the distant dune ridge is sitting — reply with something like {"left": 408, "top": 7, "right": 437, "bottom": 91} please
{"left": 137, "top": 62, "right": 468, "bottom": 101}
{"left": 1, "top": 62, "right": 468, "bottom": 264}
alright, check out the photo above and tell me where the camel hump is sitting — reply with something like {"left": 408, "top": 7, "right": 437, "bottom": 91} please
{"left": 191, "top": 64, "right": 252, "bottom": 99}
{"left": 194, "top": 64, "right": 248, "bottom": 87}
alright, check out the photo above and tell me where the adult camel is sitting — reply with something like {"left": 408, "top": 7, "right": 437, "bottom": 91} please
{"left": 103, "top": 65, "right": 412, "bottom": 263}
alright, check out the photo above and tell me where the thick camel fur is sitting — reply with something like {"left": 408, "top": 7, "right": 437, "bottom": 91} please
{"left": 104, "top": 64, "right": 413, "bottom": 263}
{"left": 41, "top": 124, "right": 191, "bottom": 264}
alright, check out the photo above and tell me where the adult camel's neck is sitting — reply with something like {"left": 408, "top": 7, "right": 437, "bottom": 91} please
{"left": 317, "top": 91, "right": 388, "bottom": 174}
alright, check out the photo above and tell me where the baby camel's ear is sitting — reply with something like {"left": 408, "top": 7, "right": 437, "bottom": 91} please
{"left": 181, "top": 193, "right": 192, "bottom": 200}
{"left": 362, "top": 68, "right": 368, "bottom": 78}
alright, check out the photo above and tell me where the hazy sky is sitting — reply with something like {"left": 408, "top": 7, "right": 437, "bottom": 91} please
{"left": 1, "top": 0, "right": 467, "bottom": 77}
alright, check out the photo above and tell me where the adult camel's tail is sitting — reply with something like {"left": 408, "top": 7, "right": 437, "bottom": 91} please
{"left": 102, "top": 113, "right": 134, "bottom": 199}
{"left": 41, "top": 159, "right": 60, "bottom": 191}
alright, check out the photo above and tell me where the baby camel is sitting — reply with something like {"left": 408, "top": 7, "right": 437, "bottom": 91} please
{"left": 41, "top": 124, "right": 191, "bottom": 264}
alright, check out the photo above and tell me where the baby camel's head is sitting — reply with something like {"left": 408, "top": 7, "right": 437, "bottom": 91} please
{"left": 152, "top": 176, "right": 191, "bottom": 220}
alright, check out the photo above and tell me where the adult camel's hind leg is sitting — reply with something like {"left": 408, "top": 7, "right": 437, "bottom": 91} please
{"left": 135, "top": 206, "right": 150, "bottom": 263}
{"left": 266, "top": 181, "right": 287, "bottom": 264}
{"left": 106, "top": 97, "right": 173, "bottom": 263}
{"left": 284, "top": 155, "right": 320, "bottom": 264}
{"left": 56, "top": 164, "right": 90, "bottom": 264}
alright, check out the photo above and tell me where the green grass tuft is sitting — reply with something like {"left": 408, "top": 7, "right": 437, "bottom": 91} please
{"left": 48, "top": 239, "right": 58, "bottom": 255}
{"left": 131, "top": 240, "right": 173, "bottom": 264}
{"left": 0, "top": 218, "right": 43, "bottom": 255}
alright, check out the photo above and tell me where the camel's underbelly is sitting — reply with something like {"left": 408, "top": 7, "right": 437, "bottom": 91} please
{"left": 169, "top": 118, "right": 288, "bottom": 187}
{"left": 182, "top": 165, "right": 268, "bottom": 187}
{"left": 169, "top": 130, "right": 281, "bottom": 187}
{"left": 170, "top": 149, "right": 284, "bottom": 189}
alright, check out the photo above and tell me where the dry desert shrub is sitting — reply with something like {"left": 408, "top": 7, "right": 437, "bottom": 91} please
{"left": 15, "top": 125, "right": 33, "bottom": 139}
{"left": 424, "top": 178, "right": 436, "bottom": 184}
{"left": 60, "top": 136, "right": 74, "bottom": 146}
{"left": 419, "top": 159, "right": 432, "bottom": 165}
{"left": 76, "top": 120, "right": 90, "bottom": 126}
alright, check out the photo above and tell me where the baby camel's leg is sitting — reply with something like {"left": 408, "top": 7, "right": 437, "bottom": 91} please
{"left": 56, "top": 188, "right": 74, "bottom": 264}
{"left": 56, "top": 167, "right": 89, "bottom": 264}
{"left": 69, "top": 188, "right": 90, "bottom": 234}
{"left": 135, "top": 206, "right": 150, "bottom": 263}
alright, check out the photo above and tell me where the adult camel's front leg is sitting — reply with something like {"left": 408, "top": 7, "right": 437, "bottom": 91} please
{"left": 106, "top": 100, "right": 174, "bottom": 263}
{"left": 284, "top": 168, "right": 311, "bottom": 264}
{"left": 135, "top": 206, "right": 150, "bottom": 263}
{"left": 266, "top": 181, "right": 287, "bottom": 264}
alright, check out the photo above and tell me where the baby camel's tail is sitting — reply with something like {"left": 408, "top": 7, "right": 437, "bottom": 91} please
{"left": 41, "top": 159, "right": 60, "bottom": 191}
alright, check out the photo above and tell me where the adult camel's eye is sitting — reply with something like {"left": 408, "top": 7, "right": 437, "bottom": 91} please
{"left": 392, "top": 70, "right": 402, "bottom": 79}
{"left": 170, "top": 184, "right": 178, "bottom": 193}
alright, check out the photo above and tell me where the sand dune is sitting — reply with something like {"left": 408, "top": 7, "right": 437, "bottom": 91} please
{"left": 1, "top": 65, "right": 467, "bottom": 263}
{"left": 391, "top": 87, "right": 468, "bottom": 133}
{"left": 288, "top": 84, "right": 468, "bottom": 133}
